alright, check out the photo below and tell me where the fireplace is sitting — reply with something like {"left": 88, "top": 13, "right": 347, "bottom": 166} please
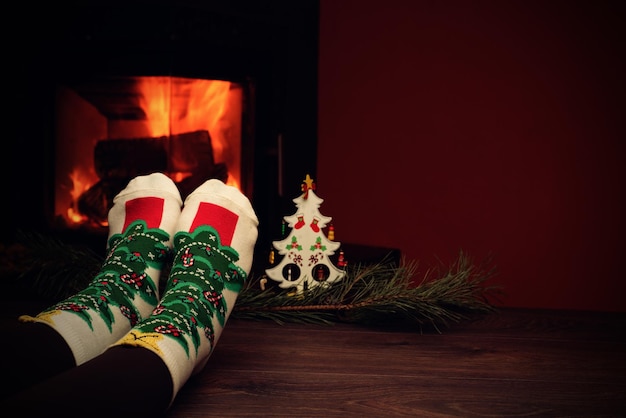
{"left": 4, "top": 1, "right": 319, "bottom": 273}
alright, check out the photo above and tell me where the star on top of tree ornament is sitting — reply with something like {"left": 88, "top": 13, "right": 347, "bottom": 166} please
{"left": 301, "top": 174, "right": 316, "bottom": 198}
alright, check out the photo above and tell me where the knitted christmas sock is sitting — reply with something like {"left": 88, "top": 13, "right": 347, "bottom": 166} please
{"left": 20, "top": 173, "right": 182, "bottom": 365}
{"left": 113, "top": 179, "right": 258, "bottom": 402}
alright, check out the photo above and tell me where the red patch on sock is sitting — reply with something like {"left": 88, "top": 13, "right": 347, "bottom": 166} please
{"left": 190, "top": 202, "right": 238, "bottom": 246}
{"left": 123, "top": 197, "right": 165, "bottom": 231}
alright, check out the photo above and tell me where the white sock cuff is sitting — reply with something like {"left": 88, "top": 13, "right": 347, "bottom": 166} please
{"left": 108, "top": 172, "right": 183, "bottom": 240}
{"left": 177, "top": 179, "right": 259, "bottom": 273}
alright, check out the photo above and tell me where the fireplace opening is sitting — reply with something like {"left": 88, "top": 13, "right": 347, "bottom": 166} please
{"left": 4, "top": 1, "right": 320, "bottom": 274}
{"left": 54, "top": 75, "right": 249, "bottom": 231}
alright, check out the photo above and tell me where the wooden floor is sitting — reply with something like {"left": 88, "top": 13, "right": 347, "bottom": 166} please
{"left": 164, "top": 308, "right": 626, "bottom": 417}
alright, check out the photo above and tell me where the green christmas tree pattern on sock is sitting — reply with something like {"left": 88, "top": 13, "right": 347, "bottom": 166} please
{"left": 20, "top": 220, "right": 172, "bottom": 360}
{"left": 115, "top": 224, "right": 246, "bottom": 377}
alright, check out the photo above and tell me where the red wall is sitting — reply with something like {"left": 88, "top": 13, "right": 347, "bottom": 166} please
{"left": 317, "top": 0, "right": 626, "bottom": 312}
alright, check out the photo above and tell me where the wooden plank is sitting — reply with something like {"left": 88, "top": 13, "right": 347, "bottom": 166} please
{"left": 163, "top": 310, "right": 626, "bottom": 417}
{"left": 169, "top": 372, "right": 625, "bottom": 417}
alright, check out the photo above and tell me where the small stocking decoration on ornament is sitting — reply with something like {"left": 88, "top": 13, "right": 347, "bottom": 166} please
{"left": 310, "top": 217, "right": 320, "bottom": 232}
{"left": 294, "top": 214, "right": 305, "bottom": 230}
{"left": 266, "top": 174, "right": 346, "bottom": 292}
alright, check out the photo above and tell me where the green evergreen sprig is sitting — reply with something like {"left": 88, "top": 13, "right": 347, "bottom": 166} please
{"left": 1, "top": 230, "right": 102, "bottom": 302}
{"left": 233, "top": 252, "right": 499, "bottom": 331}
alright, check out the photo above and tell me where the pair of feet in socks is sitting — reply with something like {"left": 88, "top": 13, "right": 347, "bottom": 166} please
{"left": 20, "top": 172, "right": 259, "bottom": 403}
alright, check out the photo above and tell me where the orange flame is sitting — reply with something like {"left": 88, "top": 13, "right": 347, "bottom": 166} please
{"left": 66, "top": 169, "right": 90, "bottom": 224}
{"left": 136, "top": 77, "right": 241, "bottom": 188}
{"left": 58, "top": 76, "right": 242, "bottom": 227}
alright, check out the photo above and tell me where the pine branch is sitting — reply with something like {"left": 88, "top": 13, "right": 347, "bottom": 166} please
{"left": 1, "top": 230, "right": 103, "bottom": 301}
{"left": 233, "top": 251, "right": 499, "bottom": 331}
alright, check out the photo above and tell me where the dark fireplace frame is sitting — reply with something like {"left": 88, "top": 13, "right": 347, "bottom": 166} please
{"left": 4, "top": 0, "right": 319, "bottom": 272}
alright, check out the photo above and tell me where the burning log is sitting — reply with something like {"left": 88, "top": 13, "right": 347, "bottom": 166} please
{"left": 94, "top": 137, "right": 168, "bottom": 180}
{"left": 78, "top": 130, "right": 229, "bottom": 225}
{"left": 77, "top": 178, "right": 133, "bottom": 226}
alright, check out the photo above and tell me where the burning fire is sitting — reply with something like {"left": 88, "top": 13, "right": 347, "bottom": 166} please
{"left": 66, "top": 169, "right": 90, "bottom": 224}
{"left": 57, "top": 76, "right": 243, "bottom": 228}
{"left": 136, "top": 77, "right": 241, "bottom": 187}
